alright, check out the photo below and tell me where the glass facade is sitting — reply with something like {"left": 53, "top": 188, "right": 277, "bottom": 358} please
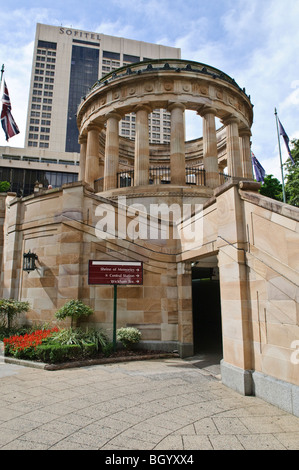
{"left": 65, "top": 45, "right": 99, "bottom": 153}
{"left": 0, "top": 167, "right": 78, "bottom": 197}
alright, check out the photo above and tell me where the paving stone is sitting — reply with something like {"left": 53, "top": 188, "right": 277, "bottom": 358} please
{"left": 237, "top": 433, "right": 287, "bottom": 450}
{"left": 182, "top": 435, "right": 213, "bottom": 450}
{"left": 0, "top": 359, "right": 299, "bottom": 451}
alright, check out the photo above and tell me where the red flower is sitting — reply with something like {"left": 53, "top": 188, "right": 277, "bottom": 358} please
{"left": 4, "top": 327, "right": 59, "bottom": 352}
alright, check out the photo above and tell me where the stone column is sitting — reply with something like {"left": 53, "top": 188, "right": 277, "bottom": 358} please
{"left": 239, "top": 128, "right": 253, "bottom": 180}
{"left": 85, "top": 126, "right": 101, "bottom": 189}
{"left": 215, "top": 183, "right": 253, "bottom": 395}
{"left": 134, "top": 105, "right": 151, "bottom": 186}
{"left": 200, "top": 107, "right": 219, "bottom": 188}
{"left": 177, "top": 261, "right": 193, "bottom": 358}
{"left": 224, "top": 116, "right": 243, "bottom": 178}
{"left": 104, "top": 113, "right": 121, "bottom": 191}
{"left": 78, "top": 135, "right": 87, "bottom": 182}
{"left": 169, "top": 103, "right": 186, "bottom": 185}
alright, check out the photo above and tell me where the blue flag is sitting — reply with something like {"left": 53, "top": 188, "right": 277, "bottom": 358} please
{"left": 278, "top": 119, "right": 295, "bottom": 165}
{"left": 251, "top": 152, "right": 266, "bottom": 183}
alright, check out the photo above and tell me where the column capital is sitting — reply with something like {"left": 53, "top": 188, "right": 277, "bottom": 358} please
{"left": 78, "top": 134, "right": 87, "bottom": 144}
{"left": 105, "top": 111, "right": 122, "bottom": 122}
{"left": 197, "top": 106, "right": 217, "bottom": 117}
{"left": 239, "top": 127, "right": 252, "bottom": 137}
{"left": 134, "top": 103, "right": 152, "bottom": 114}
{"left": 168, "top": 102, "right": 186, "bottom": 112}
{"left": 222, "top": 115, "right": 240, "bottom": 126}
{"left": 87, "top": 124, "right": 102, "bottom": 133}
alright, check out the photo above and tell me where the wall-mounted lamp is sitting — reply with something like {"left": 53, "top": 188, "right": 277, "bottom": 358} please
{"left": 23, "top": 250, "right": 38, "bottom": 273}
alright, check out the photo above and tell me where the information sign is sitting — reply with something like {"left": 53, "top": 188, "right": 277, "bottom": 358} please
{"left": 88, "top": 261, "right": 143, "bottom": 285}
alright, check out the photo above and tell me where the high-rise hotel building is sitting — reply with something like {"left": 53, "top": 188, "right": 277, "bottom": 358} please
{"left": 25, "top": 23, "right": 181, "bottom": 154}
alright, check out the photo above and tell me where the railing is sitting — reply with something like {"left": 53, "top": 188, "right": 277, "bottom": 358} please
{"left": 117, "top": 167, "right": 206, "bottom": 188}
{"left": 219, "top": 172, "right": 231, "bottom": 185}
{"left": 186, "top": 167, "right": 206, "bottom": 186}
{"left": 117, "top": 170, "right": 134, "bottom": 188}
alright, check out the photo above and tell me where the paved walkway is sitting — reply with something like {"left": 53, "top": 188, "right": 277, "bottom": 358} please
{"left": 0, "top": 356, "right": 299, "bottom": 450}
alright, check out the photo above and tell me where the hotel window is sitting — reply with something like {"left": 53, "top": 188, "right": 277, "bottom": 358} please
{"left": 39, "top": 142, "right": 49, "bottom": 148}
{"left": 37, "top": 40, "right": 57, "bottom": 50}
{"left": 28, "top": 141, "right": 38, "bottom": 147}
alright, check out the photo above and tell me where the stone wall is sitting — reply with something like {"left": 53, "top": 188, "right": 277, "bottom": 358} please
{"left": 1, "top": 180, "right": 299, "bottom": 413}
{"left": 1, "top": 183, "right": 185, "bottom": 349}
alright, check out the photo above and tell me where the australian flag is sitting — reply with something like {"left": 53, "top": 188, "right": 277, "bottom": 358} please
{"left": 1, "top": 81, "right": 20, "bottom": 141}
{"left": 278, "top": 119, "right": 295, "bottom": 165}
{"left": 251, "top": 152, "right": 266, "bottom": 183}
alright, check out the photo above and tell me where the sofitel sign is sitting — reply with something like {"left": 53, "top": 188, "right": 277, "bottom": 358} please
{"left": 59, "top": 28, "right": 101, "bottom": 41}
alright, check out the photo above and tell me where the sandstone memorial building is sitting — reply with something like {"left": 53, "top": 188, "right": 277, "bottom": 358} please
{"left": 0, "top": 55, "right": 299, "bottom": 417}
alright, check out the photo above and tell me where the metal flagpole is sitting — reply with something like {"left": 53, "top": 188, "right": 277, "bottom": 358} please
{"left": 0, "top": 64, "right": 4, "bottom": 88}
{"left": 274, "top": 108, "right": 286, "bottom": 203}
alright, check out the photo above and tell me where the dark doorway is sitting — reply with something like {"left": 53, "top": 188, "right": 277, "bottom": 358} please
{"left": 192, "top": 266, "right": 223, "bottom": 355}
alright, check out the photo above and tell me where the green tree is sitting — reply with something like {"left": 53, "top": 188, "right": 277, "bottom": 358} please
{"left": 284, "top": 139, "right": 299, "bottom": 207}
{"left": 55, "top": 300, "right": 94, "bottom": 327}
{"left": 259, "top": 174, "right": 283, "bottom": 202}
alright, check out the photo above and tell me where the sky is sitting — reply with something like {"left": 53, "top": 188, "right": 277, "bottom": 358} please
{"left": 0, "top": 0, "right": 298, "bottom": 181}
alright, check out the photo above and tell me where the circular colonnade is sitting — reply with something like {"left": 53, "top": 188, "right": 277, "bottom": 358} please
{"left": 77, "top": 59, "right": 254, "bottom": 193}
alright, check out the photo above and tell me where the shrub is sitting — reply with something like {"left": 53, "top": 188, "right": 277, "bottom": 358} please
{"left": 2, "top": 325, "right": 111, "bottom": 363}
{"left": 116, "top": 327, "right": 141, "bottom": 349}
{"left": 0, "top": 181, "right": 10, "bottom": 193}
{"left": 82, "top": 342, "right": 97, "bottom": 358}
{"left": 50, "top": 327, "right": 108, "bottom": 351}
{"left": 55, "top": 300, "right": 93, "bottom": 327}
{"left": 36, "top": 343, "right": 82, "bottom": 363}
{"left": 102, "top": 341, "right": 114, "bottom": 357}
{"left": 0, "top": 300, "right": 30, "bottom": 329}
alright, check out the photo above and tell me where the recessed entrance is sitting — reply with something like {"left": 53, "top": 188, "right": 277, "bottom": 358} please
{"left": 192, "top": 261, "right": 223, "bottom": 356}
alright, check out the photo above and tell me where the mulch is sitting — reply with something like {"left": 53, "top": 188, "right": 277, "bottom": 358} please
{"left": 44, "top": 349, "right": 179, "bottom": 371}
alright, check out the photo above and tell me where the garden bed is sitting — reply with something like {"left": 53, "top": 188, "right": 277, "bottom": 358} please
{"left": 1, "top": 325, "right": 179, "bottom": 370}
{"left": 4, "top": 349, "right": 179, "bottom": 371}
